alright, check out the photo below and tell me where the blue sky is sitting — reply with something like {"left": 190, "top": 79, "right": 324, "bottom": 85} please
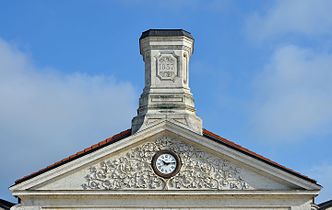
{"left": 1, "top": 0, "right": 332, "bottom": 204}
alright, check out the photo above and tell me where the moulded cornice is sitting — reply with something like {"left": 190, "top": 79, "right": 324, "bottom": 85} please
{"left": 10, "top": 120, "right": 321, "bottom": 193}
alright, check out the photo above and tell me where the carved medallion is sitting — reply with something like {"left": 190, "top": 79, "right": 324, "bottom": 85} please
{"left": 157, "top": 54, "right": 177, "bottom": 81}
{"left": 82, "top": 137, "right": 252, "bottom": 191}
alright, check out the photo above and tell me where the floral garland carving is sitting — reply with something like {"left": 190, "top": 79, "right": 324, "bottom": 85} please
{"left": 82, "top": 137, "right": 251, "bottom": 190}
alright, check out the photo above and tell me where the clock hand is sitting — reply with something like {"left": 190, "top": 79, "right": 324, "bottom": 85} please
{"left": 162, "top": 160, "right": 168, "bottom": 165}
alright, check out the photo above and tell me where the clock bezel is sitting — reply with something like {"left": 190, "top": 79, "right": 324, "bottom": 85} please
{"left": 151, "top": 150, "right": 181, "bottom": 178}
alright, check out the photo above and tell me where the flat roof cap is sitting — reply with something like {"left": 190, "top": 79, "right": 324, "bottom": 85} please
{"left": 140, "top": 29, "right": 193, "bottom": 40}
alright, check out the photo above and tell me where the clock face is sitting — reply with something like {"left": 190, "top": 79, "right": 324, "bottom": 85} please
{"left": 152, "top": 150, "right": 181, "bottom": 178}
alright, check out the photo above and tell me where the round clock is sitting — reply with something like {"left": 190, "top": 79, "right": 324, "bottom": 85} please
{"left": 152, "top": 150, "right": 181, "bottom": 178}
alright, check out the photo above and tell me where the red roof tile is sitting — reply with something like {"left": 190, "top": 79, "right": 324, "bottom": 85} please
{"left": 14, "top": 128, "right": 317, "bottom": 185}
{"left": 202, "top": 129, "right": 317, "bottom": 184}
{"left": 14, "top": 129, "right": 131, "bottom": 184}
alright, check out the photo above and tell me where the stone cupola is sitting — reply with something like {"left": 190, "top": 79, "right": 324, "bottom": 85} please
{"left": 131, "top": 29, "right": 202, "bottom": 134}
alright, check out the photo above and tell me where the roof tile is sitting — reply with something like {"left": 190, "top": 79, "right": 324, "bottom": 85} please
{"left": 15, "top": 129, "right": 131, "bottom": 184}
{"left": 202, "top": 129, "right": 317, "bottom": 184}
{"left": 14, "top": 128, "right": 317, "bottom": 185}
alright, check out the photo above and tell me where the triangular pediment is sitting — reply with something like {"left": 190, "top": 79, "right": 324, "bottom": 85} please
{"left": 10, "top": 121, "right": 320, "bottom": 194}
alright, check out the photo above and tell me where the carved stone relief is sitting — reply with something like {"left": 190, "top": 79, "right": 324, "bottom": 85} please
{"left": 156, "top": 54, "right": 178, "bottom": 81}
{"left": 82, "top": 137, "right": 252, "bottom": 190}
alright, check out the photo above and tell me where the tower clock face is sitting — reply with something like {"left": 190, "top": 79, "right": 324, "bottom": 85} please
{"left": 152, "top": 150, "right": 181, "bottom": 178}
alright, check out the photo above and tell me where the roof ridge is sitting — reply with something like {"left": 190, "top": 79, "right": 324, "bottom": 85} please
{"left": 14, "top": 129, "right": 131, "bottom": 184}
{"left": 14, "top": 127, "right": 318, "bottom": 186}
{"left": 202, "top": 128, "right": 317, "bottom": 184}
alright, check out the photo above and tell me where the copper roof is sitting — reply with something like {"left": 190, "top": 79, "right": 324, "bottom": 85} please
{"left": 14, "top": 128, "right": 317, "bottom": 185}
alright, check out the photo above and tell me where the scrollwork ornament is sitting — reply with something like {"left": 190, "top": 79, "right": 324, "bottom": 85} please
{"left": 82, "top": 136, "right": 252, "bottom": 191}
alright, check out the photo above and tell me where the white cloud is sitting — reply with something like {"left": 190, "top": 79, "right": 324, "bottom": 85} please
{"left": 247, "top": 0, "right": 332, "bottom": 40}
{"left": 0, "top": 38, "right": 136, "bottom": 199}
{"left": 250, "top": 45, "right": 332, "bottom": 143}
{"left": 306, "top": 163, "right": 332, "bottom": 203}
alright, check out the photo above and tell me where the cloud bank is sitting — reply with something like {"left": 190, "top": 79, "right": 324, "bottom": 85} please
{"left": 0, "top": 38, "right": 136, "bottom": 199}
{"left": 251, "top": 45, "right": 332, "bottom": 143}
{"left": 247, "top": 0, "right": 332, "bottom": 40}
{"left": 245, "top": 1, "right": 332, "bottom": 144}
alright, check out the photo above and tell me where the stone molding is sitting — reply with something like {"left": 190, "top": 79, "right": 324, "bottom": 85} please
{"left": 132, "top": 30, "right": 202, "bottom": 134}
{"left": 82, "top": 136, "right": 251, "bottom": 191}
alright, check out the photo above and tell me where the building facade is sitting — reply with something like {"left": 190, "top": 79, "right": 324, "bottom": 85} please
{"left": 10, "top": 29, "right": 321, "bottom": 210}
{"left": 0, "top": 199, "right": 14, "bottom": 210}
